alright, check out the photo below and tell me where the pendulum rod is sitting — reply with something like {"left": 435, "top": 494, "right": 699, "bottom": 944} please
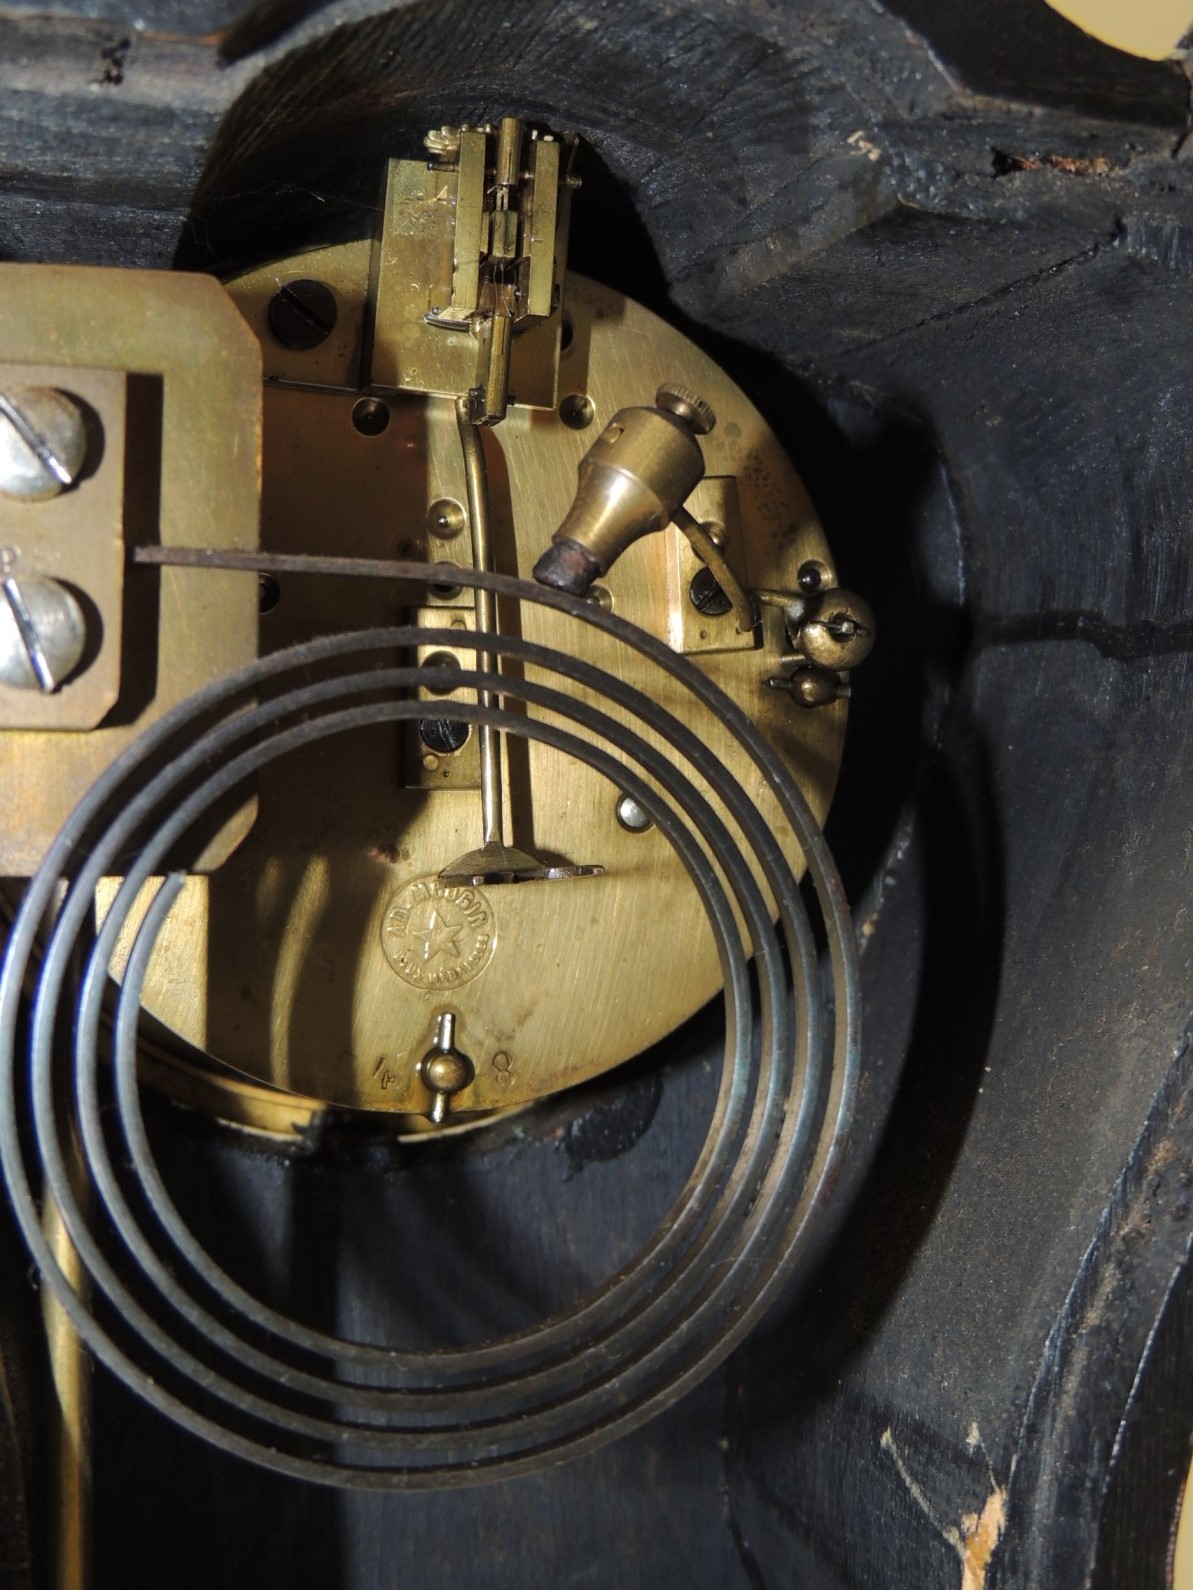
{"left": 453, "top": 396, "right": 503, "bottom": 849}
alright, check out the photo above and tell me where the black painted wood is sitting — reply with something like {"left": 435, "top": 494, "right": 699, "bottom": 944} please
{"left": 0, "top": 3, "right": 1191, "bottom": 1585}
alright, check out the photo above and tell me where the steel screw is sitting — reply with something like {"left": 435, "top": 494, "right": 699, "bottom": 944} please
{"left": 689, "top": 565, "right": 732, "bottom": 618}
{"left": 0, "top": 388, "right": 88, "bottom": 502}
{"left": 0, "top": 575, "right": 87, "bottom": 691}
{"left": 419, "top": 716, "right": 470, "bottom": 755}
{"left": 266, "top": 279, "right": 338, "bottom": 351}
{"left": 559, "top": 393, "right": 595, "bottom": 430}
{"left": 616, "top": 793, "right": 653, "bottom": 832}
{"left": 427, "top": 498, "right": 466, "bottom": 540}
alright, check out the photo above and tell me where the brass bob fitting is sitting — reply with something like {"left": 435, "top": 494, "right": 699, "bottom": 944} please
{"left": 533, "top": 382, "right": 716, "bottom": 596}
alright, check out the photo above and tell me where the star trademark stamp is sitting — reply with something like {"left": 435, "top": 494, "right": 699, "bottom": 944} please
{"left": 380, "top": 876, "right": 496, "bottom": 990}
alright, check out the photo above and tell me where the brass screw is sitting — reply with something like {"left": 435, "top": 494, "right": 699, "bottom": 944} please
{"left": 427, "top": 498, "right": 466, "bottom": 539}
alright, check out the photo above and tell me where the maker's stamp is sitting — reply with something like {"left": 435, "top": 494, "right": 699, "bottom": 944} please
{"left": 381, "top": 877, "right": 496, "bottom": 989}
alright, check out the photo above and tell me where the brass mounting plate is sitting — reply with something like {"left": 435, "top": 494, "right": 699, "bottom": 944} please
{"left": 366, "top": 149, "right": 568, "bottom": 408}
{"left": 664, "top": 475, "right": 753, "bottom": 655}
{"left": 103, "top": 258, "right": 845, "bottom": 1116}
{"left": 0, "top": 264, "right": 261, "bottom": 876}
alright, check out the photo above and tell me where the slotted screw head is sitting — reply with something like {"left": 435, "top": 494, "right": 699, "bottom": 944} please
{"left": 798, "top": 589, "right": 876, "bottom": 670}
{"left": 688, "top": 565, "right": 732, "bottom": 617}
{"left": 0, "top": 387, "right": 88, "bottom": 501}
{"left": 267, "top": 279, "right": 338, "bottom": 351}
{"left": 0, "top": 576, "right": 87, "bottom": 691}
{"left": 419, "top": 716, "right": 471, "bottom": 755}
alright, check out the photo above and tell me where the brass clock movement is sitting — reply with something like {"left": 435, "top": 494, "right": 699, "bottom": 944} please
{"left": 0, "top": 116, "right": 870, "bottom": 1483}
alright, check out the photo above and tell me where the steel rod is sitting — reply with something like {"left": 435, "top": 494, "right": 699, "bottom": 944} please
{"left": 453, "top": 397, "right": 503, "bottom": 847}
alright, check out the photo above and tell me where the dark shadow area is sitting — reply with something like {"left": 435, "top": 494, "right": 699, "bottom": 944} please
{"left": 104, "top": 372, "right": 162, "bottom": 729}
{"left": 0, "top": 1189, "right": 40, "bottom": 1590}
{"left": 60, "top": 580, "right": 105, "bottom": 688}
{"left": 992, "top": 1019, "right": 1193, "bottom": 1589}
{"left": 1092, "top": 1203, "right": 1193, "bottom": 1587}
{"left": 220, "top": 0, "right": 336, "bottom": 61}
{"left": 84, "top": 990, "right": 724, "bottom": 1585}
{"left": 92, "top": 1362, "right": 346, "bottom": 1590}
{"left": 567, "top": 142, "right": 672, "bottom": 311}
{"left": 747, "top": 722, "right": 1003, "bottom": 1375}
{"left": 724, "top": 723, "right": 1005, "bottom": 1584}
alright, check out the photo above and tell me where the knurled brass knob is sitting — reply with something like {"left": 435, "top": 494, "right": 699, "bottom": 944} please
{"left": 655, "top": 383, "right": 716, "bottom": 436}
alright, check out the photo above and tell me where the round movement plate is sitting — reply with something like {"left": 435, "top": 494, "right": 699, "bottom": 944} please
{"left": 100, "top": 252, "right": 846, "bottom": 1115}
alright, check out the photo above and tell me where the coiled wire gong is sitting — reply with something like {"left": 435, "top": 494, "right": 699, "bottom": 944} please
{"left": 0, "top": 566, "right": 860, "bottom": 1487}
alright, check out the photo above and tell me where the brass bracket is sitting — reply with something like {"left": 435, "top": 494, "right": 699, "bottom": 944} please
{"left": 668, "top": 487, "right": 758, "bottom": 647}
{"left": 364, "top": 118, "right": 576, "bottom": 423}
{"left": 403, "top": 605, "right": 482, "bottom": 792}
{"left": 0, "top": 264, "right": 262, "bottom": 877}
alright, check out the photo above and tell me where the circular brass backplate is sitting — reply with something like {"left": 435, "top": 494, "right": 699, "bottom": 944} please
{"left": 102, "top": 249, "right": 846, "bottom": 1117}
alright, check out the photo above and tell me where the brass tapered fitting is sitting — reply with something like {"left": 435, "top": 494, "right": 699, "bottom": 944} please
{"left": 533, "top": 383, "right": 716, "bottom": 596}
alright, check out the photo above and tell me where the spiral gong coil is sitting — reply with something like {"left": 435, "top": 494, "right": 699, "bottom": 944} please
{"left": 0, "top": 566, "right": 859, "bottom": 1487}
